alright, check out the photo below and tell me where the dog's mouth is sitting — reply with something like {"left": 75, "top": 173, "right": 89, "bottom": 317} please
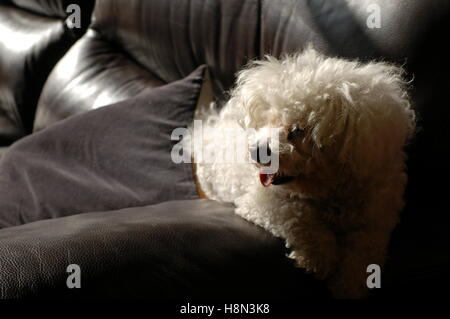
{"left": 259, "top": 172, "right": 295, "bottom": 187}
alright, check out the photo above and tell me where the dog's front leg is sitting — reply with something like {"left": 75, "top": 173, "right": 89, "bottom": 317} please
{"left": 285, "top": 208, "right": 339, "bottom": 281}
{"left": 235, "top": 191, "right": 339, "bottom": 280}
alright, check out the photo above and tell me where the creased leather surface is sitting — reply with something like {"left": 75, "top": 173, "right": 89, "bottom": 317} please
{"left": 261, "top": 0, "right": 425, "bottom": 59}
{"left": 34, "top": 0, "right": 260, "bottom": 130}
{"left": 0, "top": 5, "right": 68, "bottom": 142}
{"left": 0, "top": 0, "right": 95, "bottom": 144}
{"left": 10, "top": 0, "right": 95, "bottom": 21}
{"left": 34, "top": 30, "right": 165, "bottom": 131}
{"left": 91, "top": 0, "right": 257, "bottom": 96}
{"left": 0, "top": 199, "right": 327, "bottom": 299}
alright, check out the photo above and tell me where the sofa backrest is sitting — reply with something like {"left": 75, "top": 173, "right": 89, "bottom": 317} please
{"left": 0, "top": 0, "right": 95, "bottom": 145}
{"left": 33, "top": 0, "right": 450, "bottom": 206}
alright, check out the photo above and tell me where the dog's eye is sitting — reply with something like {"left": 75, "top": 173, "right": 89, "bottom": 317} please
{"left": 287, "top": 127, "right": 305, "bottom": 141}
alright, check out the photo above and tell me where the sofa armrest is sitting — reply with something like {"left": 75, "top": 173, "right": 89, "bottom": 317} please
{"left": 0, "top": 199, "right": 327, "bottom": 299}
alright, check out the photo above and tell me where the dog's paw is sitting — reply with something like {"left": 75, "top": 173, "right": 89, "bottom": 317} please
{"left": 289, "top": 246, "right": 338, "bottom": 280}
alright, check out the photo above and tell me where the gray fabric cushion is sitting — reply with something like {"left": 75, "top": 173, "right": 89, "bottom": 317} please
{"left": 0, "top": 66, "right": 206, "bottom": 229}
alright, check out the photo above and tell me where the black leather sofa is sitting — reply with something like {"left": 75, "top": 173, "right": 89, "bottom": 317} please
{"left": 0, "top": 0, "right": 449, "bottom": 299}
{"left": 0, "top": 0, "right": 94, "bottom": 145}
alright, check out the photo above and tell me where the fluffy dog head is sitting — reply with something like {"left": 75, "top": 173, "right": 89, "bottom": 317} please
{"left": 228, "top": 47, "right": 416, "bottom": 199}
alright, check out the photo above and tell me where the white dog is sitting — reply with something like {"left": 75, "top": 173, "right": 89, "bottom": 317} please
{"left": 187, "top": 47, "right": 415, "bottom": 298}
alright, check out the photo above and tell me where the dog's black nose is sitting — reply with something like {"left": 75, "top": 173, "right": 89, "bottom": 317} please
{"left": 250, "top": 144, "right": 271, "bottom": 164}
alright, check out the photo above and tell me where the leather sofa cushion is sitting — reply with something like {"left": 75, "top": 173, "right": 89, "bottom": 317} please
{"left": 10, "top": 0, "right": 94, "bottom": 21}
{"left": 0, "top": 0, "right": 94, "bottom": 145}
{"left": 34, "top": 0, "right": 260, "bottom": 129}
{"left": 0, "top": 65, "right": 206, "bottom": 229}
{"left": 1, "top": 197, "right": 446, "bottom": 299}
{"left": 33, "top": 30, "right": 166, "bottom": 131}
{"left": 261, "top": 0, "right": 426, "bottom": 59}
{"left": 0, "top": 199, "right": 326, "bottom": 299}
{"left": 91, "top": 0, "right": 260, "bottom": 97}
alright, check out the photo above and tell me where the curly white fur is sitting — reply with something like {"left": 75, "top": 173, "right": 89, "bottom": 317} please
{"left": 189, "top": 47, "right": 415, "bottom": 298}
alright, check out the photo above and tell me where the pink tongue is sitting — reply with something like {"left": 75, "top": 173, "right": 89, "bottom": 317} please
{"left": 259, "top": 173, "right": 276, "bottom": 187}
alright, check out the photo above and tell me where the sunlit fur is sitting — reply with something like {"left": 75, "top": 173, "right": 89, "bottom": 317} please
{"left": 190, "top": 47, "right": 415, "bottom": 298}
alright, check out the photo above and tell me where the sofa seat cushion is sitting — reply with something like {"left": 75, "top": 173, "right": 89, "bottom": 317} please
{"left": 0, "top": 199, "right": 327, "bottom": 299}
{"left": 0, "top": 65, "right": 206, "bottom": 229}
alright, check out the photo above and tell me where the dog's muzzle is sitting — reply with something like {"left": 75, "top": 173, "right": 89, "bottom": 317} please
{"left": 250, "top": 144, "right": 272, "bottom": 165}
{"left": 251, "top": 145, "right": 294, "bottom": 187}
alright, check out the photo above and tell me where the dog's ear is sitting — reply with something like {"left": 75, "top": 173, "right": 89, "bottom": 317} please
{"left": 229, "top": 55, "right": 284, "bottom": 128}
{"left": 333, "top": 62, "right": 415, "bottom": 179}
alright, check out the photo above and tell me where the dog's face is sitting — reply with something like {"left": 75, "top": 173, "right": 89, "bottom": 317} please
{"left": 248, "top": 110, "right": 346, "bottom": 199}
{"left": 230, "top": 47, "right": 415, "bottom": 199}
